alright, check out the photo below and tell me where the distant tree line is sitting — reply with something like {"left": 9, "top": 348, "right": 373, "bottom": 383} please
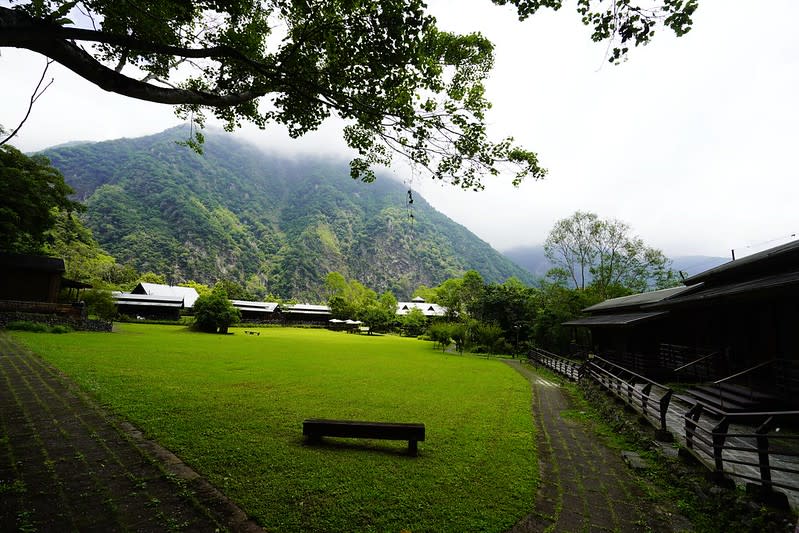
{"left": 319, "top": 210, "right": 678, "bottom": 354}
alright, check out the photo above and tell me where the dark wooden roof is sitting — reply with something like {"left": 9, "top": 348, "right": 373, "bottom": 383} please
{"left": 0, "top": 253, "right": 65, "bottom": 273}
{"left": 582, "top": 285, "right": 698, "bottom": 314}
{"left": 563, "top": 311, "right": 668, "bottom": 327}
{"left": 683, "top": 239, "right": 799, "bottom": 286}
{"left": 646, "top": 270, "right": 799, "bottom": 309}
{"left": 62, "top": 278, "right": 92, "bottom": 289}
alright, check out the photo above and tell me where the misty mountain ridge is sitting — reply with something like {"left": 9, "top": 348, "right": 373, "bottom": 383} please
{"left": 41, "top": 126, "right": 535, "bottom": 300}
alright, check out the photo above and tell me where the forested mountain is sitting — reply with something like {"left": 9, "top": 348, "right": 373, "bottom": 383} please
{"left": 42, "top": 126, "right": 535, "bottom": 299}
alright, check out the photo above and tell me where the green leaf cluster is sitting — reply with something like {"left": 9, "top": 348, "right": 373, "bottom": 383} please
{"left": 0, "top": 145, "right": 83, "bottom": 253}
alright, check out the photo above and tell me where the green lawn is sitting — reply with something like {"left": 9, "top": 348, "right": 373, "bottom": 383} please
{"left": 11, "top": 324, "right": 537, "bottom": 532}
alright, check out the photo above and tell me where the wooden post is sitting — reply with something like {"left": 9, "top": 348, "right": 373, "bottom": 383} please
{"left": 755, "top": 416, "right": 774, "bottom": 488}
{"left": 711, "top": 417, "right": 729, "bottom": 474}
{"left": 641, "top": 383, "right": 652, "bottom": 417}
{"left": 659, "top": 389, "right": 673, "bottom": 433}
{"left": 685, "top": 403, "right": 703, "bottom": 450}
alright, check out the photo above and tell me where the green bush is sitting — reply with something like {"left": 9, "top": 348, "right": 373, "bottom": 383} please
{"left": 5, "top": 321, "right": 74, "bottom": 333}
{"left": 473, "top": 322, "right": 506, "bottom": 355}
{"left": 427, "top": 322, "right": 453, "bottom": 352}
{"left": 193, "top": 289, "right": 241, "bottom": 334}
{"left": 6, "top": 321, "right": 49, "bottom": 332}
{"left": 81, "top": 289, "right": 117, "bottom": 320}
{"left": 400, "top": 308, "right": 428, "bottom": 337}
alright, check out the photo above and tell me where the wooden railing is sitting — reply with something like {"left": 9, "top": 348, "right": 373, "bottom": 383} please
{"left": 671, "top": 349, "right": 724, "bottom": 382}
{"left": 682, "top": 404, "right": 799, "bottom": 498}
{"left": 528, "top": 347, "right": 583, "bottom": 381}
{"left": 529, "top": 348, "right": 799, "bottom": 504}
{"left": 0, "top": 300, "right": 82, "bottom": 316}
{"left": 583, "top": 356, "right": 674, "bottom": 437}
{"left": 708, "top": 359, "right": 777, "bottom": 410}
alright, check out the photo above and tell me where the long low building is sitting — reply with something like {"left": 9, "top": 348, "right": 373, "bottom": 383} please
{"left": 230, "top": 300, "right": 280, "bottom": 322}
{"left": 113, "top": 292, "right": 184, "bottom": 320}
{"left": 131, "top": 283, "right": 200, "bottom": 308}
{"left": 281, "top": 303, "right": 332, "bottom": 324}
{"left": 564, "top": 239, "right": 799, "bottom": 407}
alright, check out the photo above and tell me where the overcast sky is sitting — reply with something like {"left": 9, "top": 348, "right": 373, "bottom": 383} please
{"left": 2, "top": 1, "right": 798, "bottom": 260}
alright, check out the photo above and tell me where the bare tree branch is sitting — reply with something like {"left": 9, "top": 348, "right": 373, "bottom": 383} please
{"left": 0, "top": 58, "right": 54, "bottom": 146}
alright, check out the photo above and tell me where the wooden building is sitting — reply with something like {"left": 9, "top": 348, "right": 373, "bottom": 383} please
{"left": 565, "top": 240, "right": 799, "bottom": 406}
{"left": 281, "top": 303, "right": 332, "bottom": 325}
{"left": 131, "top": 283, "right": 200, "bottom": 308}
{"left": 0, "top": 253, "right": 66, "bottom": 303}
{"left": 0, "top": 253, "right": 94, "bottom": 325}
{"left": 563, "top": 285, "right": 700, "bottom": 375}
{"left": 112, "top": 292, "right": 184, "bottom": 320}
{"left": 230, "top": 300, "right": 280, "bottom": 322}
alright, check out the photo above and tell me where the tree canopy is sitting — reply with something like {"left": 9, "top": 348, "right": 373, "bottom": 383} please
{"left": 193, "top": 287, "right": 241, "bottom": 333}
{"left": 544, "top": 211, "right": 678, "bottom": 299}
{"left": 0, "top": 144, "right": 83, "bottom": 253}
{"left": 1, "top": 0, "right": 697, "bottom": 188}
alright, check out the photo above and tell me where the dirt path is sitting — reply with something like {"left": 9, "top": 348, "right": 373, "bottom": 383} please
{"left": 0, "top": 333, "right": 261, "bottom": 532}
{"left": 505, "top": 360, "right": 673, "bottom": 533}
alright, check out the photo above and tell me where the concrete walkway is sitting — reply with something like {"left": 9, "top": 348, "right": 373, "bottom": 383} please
{"left": 505, "top": 361, "right": 673, "bottom": 533}
{"left": 0, "top": 333, "right": 261, "bottom": 532}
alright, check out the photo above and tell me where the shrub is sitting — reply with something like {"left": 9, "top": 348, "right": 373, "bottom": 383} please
{"left": 193, "top": 289, "right": 241, "bottom": 334}
{"left": 50, "top": 325, "right": 74, "bottom": 334}
{"left": 401, "top": 308, "right": 428, "bottom": 337}
{"left": 6, "top": 321, "right": 49, "bottom": 332}
{"left": 473, "top": 323, "right": 505, "bottom": 355}
{"left": 81, "top": 289, "right": 117, "bottom": 320}
{"left": 427, "top": 322, "right": 453, "bottom": 352}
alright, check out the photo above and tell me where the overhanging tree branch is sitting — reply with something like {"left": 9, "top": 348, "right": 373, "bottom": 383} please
{"left": 0, "top": 0, "right": 695, "bottom": 188}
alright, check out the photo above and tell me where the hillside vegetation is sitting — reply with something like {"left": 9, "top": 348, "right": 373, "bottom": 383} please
{"left": 42, "top": 127, "right": 534, "bottom": 299}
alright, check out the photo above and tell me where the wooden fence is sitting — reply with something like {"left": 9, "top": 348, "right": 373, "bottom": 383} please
{"left": 528, "top": 349, "right": 799, "bottom": 508}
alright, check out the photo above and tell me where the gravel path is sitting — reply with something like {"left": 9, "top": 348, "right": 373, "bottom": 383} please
{"left": 0, "top": 333, "right": 261, "bottom": 532}
{"left": 505, "top": 360, "right": 673, "bottom": 533}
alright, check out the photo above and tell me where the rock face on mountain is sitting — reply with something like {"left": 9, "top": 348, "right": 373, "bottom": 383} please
{"left": 42, "top": 127, "right": 534, "bottom": 299}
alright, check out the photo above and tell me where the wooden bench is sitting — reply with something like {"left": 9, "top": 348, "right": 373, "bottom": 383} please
{"left": 303, "top": 419, "right": 425, "bottom": 455}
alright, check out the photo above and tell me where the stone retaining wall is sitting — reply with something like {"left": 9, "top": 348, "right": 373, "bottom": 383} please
{"left": 0, "top": 312, "right": 113, "bottom": 332}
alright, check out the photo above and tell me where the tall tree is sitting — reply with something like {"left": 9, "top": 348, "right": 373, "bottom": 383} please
{"left": 544, "top": 211, "right": 677, "bottom": 299}
{"left": 0, "top": 0, "right": 697, "bottom": 187}
{"left": 544, "top": 210, "right": 598, "bottom": 290}
{"left": 0, "top": 144, "right": 83, "bottom": 253}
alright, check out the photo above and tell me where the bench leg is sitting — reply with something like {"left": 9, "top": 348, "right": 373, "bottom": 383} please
{"left": 408, "top": 440, "right": 418, "bottom": 456}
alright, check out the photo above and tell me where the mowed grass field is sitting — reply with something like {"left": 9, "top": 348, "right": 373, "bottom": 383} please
{"left": 11, "top": 324, "right": 537, "bottom": 532}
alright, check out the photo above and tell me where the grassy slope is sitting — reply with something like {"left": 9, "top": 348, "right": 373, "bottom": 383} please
{"left": 12, "top": 324, "right": 537, "bottom": 532}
